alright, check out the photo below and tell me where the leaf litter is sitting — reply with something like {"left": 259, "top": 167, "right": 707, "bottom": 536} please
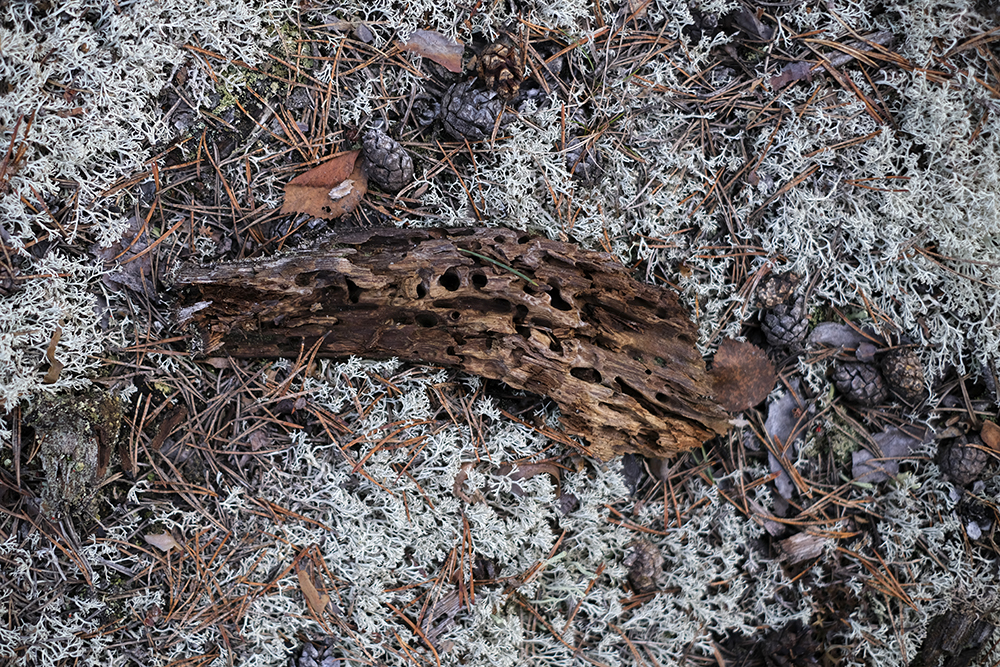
{"left": 280, "top": 150, "right": 368, "bottom": 219}
{"left": 399, "top": 29, "right": 465, "bottom": 73}
{"left": 8, "top": 4, "right": 1000, "bottom": 667}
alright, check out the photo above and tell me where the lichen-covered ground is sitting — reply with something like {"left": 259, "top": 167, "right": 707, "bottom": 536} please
{"left": 2, "top": 1, "right": 1000, "bottom": 666}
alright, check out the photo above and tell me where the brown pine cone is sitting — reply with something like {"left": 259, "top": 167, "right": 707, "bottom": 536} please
{"left": 440, "top": 80, "right": 511, "bottom": 140}
{"left": 763, "top": 620, "right": 820, "bottom": 667}
{"left": 755, "top": 272, "right": 801, "bottom": 309}
{"left": 291, "top": 638, "right": 339, "bottom": 667}
{"left": 623, "top": 539, "right": 663, "bottom": 594}
{"left": 761, "top": 295, "right": 809, "bottom": 348}
{"left": 833, "top": 361, "right": 887, "bottom": 406}
{"left": 939, "top": 435, "right": 989, "bottom": 485}
{"left": 880, "top": 347, "right": 925, "bottom": 402}
{"left": 475, "top": 34, "right": 522, "bottom": 99}
{"left": 362, "top": 128, "right": 413, "bottom": 193}
{"left": 411, "top": 93, "right": 441, "bottom": 128}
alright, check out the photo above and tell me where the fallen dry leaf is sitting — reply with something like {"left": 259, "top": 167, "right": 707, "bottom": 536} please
{"left": 453, "top": 462, "right": 484, "bottom": 504}
{"left": 148, "top": 404, "right": 188, "bottom": 453}
{"left": 144, "top": 531, "right": 182, "bottom": 553}
{"left": 626, "top": 0, "right": 651, "bottom": 20}
{"left": 778, "top": 531, "right": 827, "bottom": 564}
{"left": 354, "top": 22, "right": 374, "bottom": 43}
{"left": 90, "top": 215, "right": 157, "bottom": 298}
{"left": 807, "top": 322, "right": 885, "bottom": 349}
{"left": 296, "top": 560, "right": 331, "bottom": 619}
{"left": 497, "top": 461, "right": 561, "bottom": 498}
{"left": 981, "top": 420, "right": 1000, "bottom": 452}
{"left": 769, "top": 61, "right": 815, "bottom": 91}
{"left": 281, "top": 150, "right": 368, "bottom": 220}
{"left": 853, "top": 425, "right": 926, "bottom": 483}
{"left": 42, "top": 325, "right": 63, "bottom": 384}
{"left": 764, "top": 378, "right": 808, "bottom": 500}
{"left": 733, "top": 6, "right": 774, "bottom": 41}
{"left": 709, "top": 338, "right": 776, "bottom": 412}
{"left": 399, "top": 29, "right": 464, "bottom": 73}
{"left": 498, "top": 461, "right": 561, "bottom": 482}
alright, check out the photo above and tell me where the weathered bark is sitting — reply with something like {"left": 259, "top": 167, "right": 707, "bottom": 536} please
{"left": 172, "top": 227, "right": 730, "bottom": 460}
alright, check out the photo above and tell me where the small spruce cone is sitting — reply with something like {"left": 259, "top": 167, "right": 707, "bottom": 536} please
{"left": 362, "top": 128, "right": 414, "bottom": 193}
{"left": 881, "top": 348, "right": 925, "bottom": 402}
{"left": 755, "top": 272, "right": 801, "bottom": 309}
{"left": 290, "top": 639, "right": 340, "bottom": 667}
{"left": 833, "top": 361, "right": 887, "bottom": 406}
{"left": 441, "top": 80, "right": 511, "bottom": 140}
{"left": 475, "top": 34, "right": 523, "bottom": 99}
{"left": 939, "top": 435, "right": 989, "bottom": 485}
{"left": 623, "top": 539, "right": 663, "bottom": 594}
{"left": 761, "top": 295, "right": 809, "bottom": 348}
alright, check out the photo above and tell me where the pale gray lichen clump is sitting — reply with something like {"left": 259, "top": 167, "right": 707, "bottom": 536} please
{"left": 377, "top": 0, "right": 1000, "bottom": 386}
{"left": 5, "top": 0, "right": 997, "bottom": 389}
{"left": 0, "top": 0, "right": 290, "bottom": 409}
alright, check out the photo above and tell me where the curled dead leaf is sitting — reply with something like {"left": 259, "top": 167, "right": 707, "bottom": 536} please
{"left": 626, "top": 0, "right": 651, "bottom": 19}
{"left": 453, "top": 462, "right": 484, "bottom": 504}
{"left": 143, "top": 531, "right": 182, "bottom": 553}
{"left": 296, "top": 560, "right": 331, "bottom": 618}
{"left": 281, "top": 150, "right": 368, "bottom": 220}
{"left": 399, "top": 29, "right": 464, "bottom": 73}
{"left": 981, "top": 420, "right": 1000, "bottom": 452}
{"left": 708, "top": 338, "right": 776, "bottom": 412}
{"left": 497, "top": 461, "right": 561, "bottom": 482}
{"left": 778, "top": 531, "right": 827, "bottom": 564}
{"left": 149, "top": 404, "right": 188, "bottom": 453}
{"left": 42, "top": 325, "right": 63, "bottom": 384}
{"left": 769, "top": 61, "right": 815, "bottom": 91}
{"left": 497, "top": 461, "right": 561, "bottom": 498}
{"left": 90, "top": 215, "right": 156, "bottom": 297}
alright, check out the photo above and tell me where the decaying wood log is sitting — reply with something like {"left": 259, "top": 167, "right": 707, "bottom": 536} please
{"left": 172, "top": 227, "right": 731, "bottom": 460}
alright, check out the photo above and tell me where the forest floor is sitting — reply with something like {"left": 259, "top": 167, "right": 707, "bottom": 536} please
{"left": 2, "top": 1, "right": 1000, "bottom": 666}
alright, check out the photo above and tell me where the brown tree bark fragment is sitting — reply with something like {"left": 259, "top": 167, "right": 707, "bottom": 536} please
{"left": 172, "top": 227, "right": 731, "bottom": 460}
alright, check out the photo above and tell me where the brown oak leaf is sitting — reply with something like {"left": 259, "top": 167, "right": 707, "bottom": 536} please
{"left": 399, "top": 29, "right": 464, "bottom": 73}
{"left": 281, "top": 150, "right": 368, "bottom": 219}
{"left": 709, "top": 339, "right": 776, "bottom": 412}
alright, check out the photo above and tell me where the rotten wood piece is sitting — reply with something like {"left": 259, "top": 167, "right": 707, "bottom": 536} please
{"left": 172, "top": 227, "right": 731, "bottom": 460}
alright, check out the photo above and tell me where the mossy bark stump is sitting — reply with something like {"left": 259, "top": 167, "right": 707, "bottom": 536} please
{"left": 172, "top": 227, "right": 730, "bottom": 460}
{"left": 27, "top": 389, "right": 122, "bottom": 520}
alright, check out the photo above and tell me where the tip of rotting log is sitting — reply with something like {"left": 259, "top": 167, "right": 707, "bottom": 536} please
{"left": 172, "top": 227, "right": 732, "bottom": 460}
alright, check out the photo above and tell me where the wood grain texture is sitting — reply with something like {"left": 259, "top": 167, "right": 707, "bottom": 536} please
{"left": 172, "top": 227, "right": 731, "bottom": 460}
